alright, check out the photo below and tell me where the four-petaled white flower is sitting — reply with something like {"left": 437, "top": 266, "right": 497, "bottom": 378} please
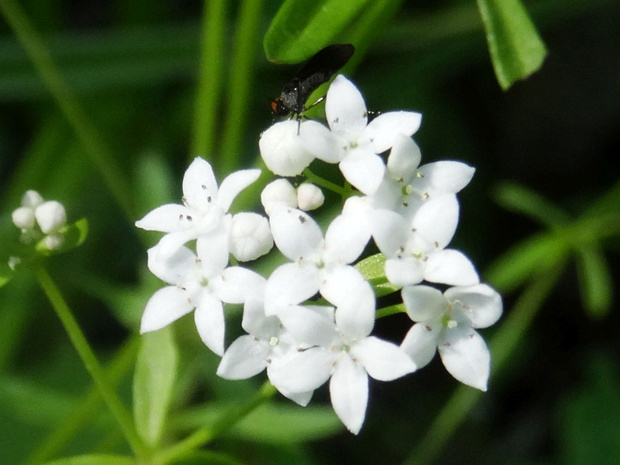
{"left": 141, "top": 220, "right": 263, "bottom": 356}
{"left": 401, "top": 284, "right": 502, "bottom": 391}
{"left": 302, "top": 75, "right": 422, "bottom": 195}
{"left": 136, "top": 157, "right": 260, "bottom": 260}
{"left": 267, "top": 268, "right": 417, "bottom": 434}
{"left": 372, "top": 195, "right": 479, "bottom": 287}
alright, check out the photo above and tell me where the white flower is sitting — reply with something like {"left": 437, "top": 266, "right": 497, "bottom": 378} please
{"left": 261, "top": 178, "right": 298, "bottom": 215}
{"left": 135, "top": 157, "right": 260, "bottom": 259}
{"left": 302, "top": 75, "right": 422, "bottom": 195}
{"left": 296, "top": 182, "right": 324, "bottom": 211}
{"left": 229, "top": 212, "right": 273, "bottom": 262}
{"left": 217, "top": 290, "right": 314, "bottom": 407}
{"left": 140, "top": 222, "right": 263, "bottom": 356}
{"left": 372, "top": 195, "right": 479, "bottom": 287}
{"left": 265, "top": 208, "right": 371, "bottom": 316}
{"left": 267, "top": 270, "right": 416, "bottom": 434}
{"left": 400, "top": 284, "right": 502, "bottom": 391}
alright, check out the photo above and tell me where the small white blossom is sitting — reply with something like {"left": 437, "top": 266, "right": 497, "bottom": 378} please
{"left": 260, "top": 178, "right": 298, "bottom": 215}
{"left": 136, "top": 157, "right": 260, "bottom": 260}
{"left": 296, "top": 182, "right": 324, "bottom": 211}
{"left": 268, "top": 271, "right": 416, "bottom": 434}
{"left": 302, "top": 75, "right": 422, "bottom": 195}
{"left": 141, "top": 222, "right": 263, "bottom": 356}
{"left": 372, "top": 195, "right": 479, "bottom": 287}
{"left": 401, "top": 284, "right": 502, "bottom": 391}
{"left": 229, "top": 212, "right": 273, "bottom": 262}
{"left": 35, "top": 201, "right": 67, "bottom": 234}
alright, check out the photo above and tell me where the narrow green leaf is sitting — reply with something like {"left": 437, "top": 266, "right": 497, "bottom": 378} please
{"left": 43, "top": 455, "right": 135, "bottom": 465}
{"left": 476, "top": 0, "right": 547, "bottom": 89}
{"left": 485, "top": 232, "right": 568, "bottom": 291}
{"left": 493, "top": 181, "right": 570, "bottom": 228}
{"left": 575, "top": 245, "right": 613, "bottom": 318}
{"left": 133, "top": 328, "right": 178, "bottom": 447}
{"left": 264, "top": 0, "right": 370, "bottom": 62}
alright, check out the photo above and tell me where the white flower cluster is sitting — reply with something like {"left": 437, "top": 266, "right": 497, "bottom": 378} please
{"left": 136, "top": 75, "right": 502, "bottom": 434}
{"left": 12, "top": 189, "right": 67, "bottom": 251}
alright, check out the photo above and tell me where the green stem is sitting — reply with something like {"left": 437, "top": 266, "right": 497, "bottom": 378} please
{"left": 192, "top": 0, "right": 227, "bottom": 164}
{"left": 156, "top": 382, "right": 276, "bottom": 464}
{"left": 0, "top": 0, "right": 134, "bottom": 219}
{"left": 220, "top": 0, "right": 264, "bottom": 174}
{"left": 32, "top": 264, "right": 148, "bottom": 460}
{"left": 303, "top": 168, "right": 349, "bottom": 196}
{"left": 401, "top": 259, "right": 567, "bottom": 465}
{"left": 26, "top": 336, "right": 141, "bottom": 465}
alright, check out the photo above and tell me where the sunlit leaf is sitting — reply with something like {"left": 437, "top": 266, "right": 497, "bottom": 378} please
{"left": 575, "top": 245, "right": 612, "bottom": 318}
{"left": 476, "top": 0, "right": 547, "bottom": 90}
{"left": 264, "top": 0, "right": 370, "bottom": 63}
{"left": 133, "top": 327, "right": 178, "bottom": 447}
{"left": 355, "top": 253, "right": 400, "bottom": 297}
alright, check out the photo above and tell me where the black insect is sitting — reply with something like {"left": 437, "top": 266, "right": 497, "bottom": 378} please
{"left": 271, "top": 44, "right": 355, "bottom": 126}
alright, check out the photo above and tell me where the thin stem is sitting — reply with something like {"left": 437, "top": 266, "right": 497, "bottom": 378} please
{"left": 156, "top": 382, "right": 276, "bottom": 464}
{"left": 303, "top": 168, "right": 349, "bottom": 196}
{"left": 192, "top": 0, "right": 227, "bottom": 164}
{"left": 401, "top": 259, "right": 567, "bottom": 465}
{"left": 220, "top": 0, "right": 264, "bottom": 174}
{"left": 32, "top": 264, "right": 149, "bottom": 460}
{"left": 26, "top": 336, "right": 141, "bottom": 465}
{"left": 0, "top": 0, "right": 134, "bottom": 219}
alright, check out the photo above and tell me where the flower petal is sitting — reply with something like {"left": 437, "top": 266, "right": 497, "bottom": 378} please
{"left": 264, "top": 262, "right": 320, "bottom": 314}
{"left": 140, "top": 286, "right": 194, "bottom": 333}
{"left": 214, "top": 266, "right": 265, "bottom": 304}
{"left": 135, "top": 204, "right": 193, "bottom": 233}
{"left": 269, "top": 208, "right": 323, "bottom": 260}
{"left": 268, "top": 347, "right": 334, "bottom": 393}
{"left": 325, "top": 75, "right": 368, "bottom": 136}
{"left": 278, "top": 305, "right": 336, "bottom": 347}
{"left": 323, "top": 213, "right": 370, "bottom": 265}
{"left": 444, "top": 284, "right": 503, "bottom": 328}
{"left": 424, "top": 250, "right": 480, "bottom": 286}
{"left": 183, "top": 157, "right": 219, "bottom": 211}
{"left": 387, "top": 134, "right": 422, "bottom": 182}
{"left": 362, "top": 111, "right": 422, "bottom": 153}
{"left": 217, "top": 168, "right": 261, "bottom": 212}
{"left": 339, "top": 150, "right": 385, "bottom": 195}
{"left": 352, "top": 336, "right": 417, "bottom": 381}
{"left": 147, "top": 245, "right": 198, "bottom": 285}
{"left": 330, "top": 355, "right": 368, "bottom": 434}
{"left": 411, "top": 195, "right": 459, "bottom": 249}
{"left": 300, "top": 120, "right": 343, "bottom": 163}
{"left": 370, "top": 210, "right": 409, "bottom": 257}
{"left": 194, "top": 292, "right": 225, "bottom": 356}
{"left": 439, "top": 327, "right": 490, "bottom": 391}
{"left": 217, "top": 335, "right": 270, "bottom": 379}
{"left": 400, "top": 322, "right": 440, "bottom": 369}
{"left": 385, "top": 257, "right": 424, "bottom": 287}
{"left": 401, "top": 285, "right": 445, "bottom": 322}
{"left": 417, "top": 161, "right": 475, "bottom": 197}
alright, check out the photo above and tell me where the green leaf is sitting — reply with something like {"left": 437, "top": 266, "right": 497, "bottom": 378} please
{"left": 35, "top": 218, "right": 89, "bottom": 256}
{"left": 170, "top": 450, "right": 244, "bottom": 465}
{"left": 264, "top": 0, "right": 370, "bottom": 63}
{"left": 485, "top": 232, "right": 568, "bottom": 291}
{"left": 43, "top": 455, "right": 135, "bottom": 465}
{"left": 133, "top": 327, "right": 178, "bottom": 447}
{"left": 355, "top": 253, "right": 400, "bottom": 297}
{"left": 575, "top": 245, "right": 613, "bottom": 319}
{"left": 493, "top": 181, "right": 570, "bottom": 228}
{"left": 0, "top": 261, "right": 16, "bottom": 288}
{"left": 476, "top": 0, "right": 547, "bottom": 90}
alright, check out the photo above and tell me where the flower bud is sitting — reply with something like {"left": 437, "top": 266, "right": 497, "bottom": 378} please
{"left": 229, "top": 212, "right": 273, "bottom": 262}
{"left": 35, "top": 201, "right": 67, "bottom": 234}
{"left": 297, "top": 183, "right": 324, "bottom": 211}
{"left": 259, "top": 121, "right": 315, "bottom": 177}
{"left": 261, "top": 179, "right": 297, "bottom": 216}
{"left": 43, "top": 233, "right": 65, "bottom": 250}
{"left": 21, "top": 190, "right": 44, "bottom": 209}
{"left": 12, "top": 206, "right": 36, "bottom": 230}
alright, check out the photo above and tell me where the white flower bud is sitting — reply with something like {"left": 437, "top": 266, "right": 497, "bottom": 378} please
{"left": 259, "top": 121, "right": 315, "bottom": 177}
{"left": 261, "top": 179, "right": 297, "bottom": 216}
{"left": 35, "top": 201, "right": 66, "bottom": 234}
{"left": 297, "top": 182, "right": 324, "bottom": 211}
{"left": 229, "top": 212, "right": 273, "bottom": 262}
{"left": 21, "top": 190, "right": 44, "bottom": 209}
{"left": 12, "top": 206, "right": 36, "bottom": 230}
{"left": 43, "top": 233, "right": 64, "bottom": 250}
